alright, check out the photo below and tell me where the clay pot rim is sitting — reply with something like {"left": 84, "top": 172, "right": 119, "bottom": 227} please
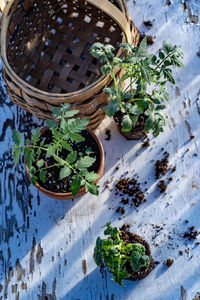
{"left": 25, "top": 126, "right": 104, "bottom": 200}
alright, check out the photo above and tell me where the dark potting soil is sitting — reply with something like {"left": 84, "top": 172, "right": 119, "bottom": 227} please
{"left": 184, "top": 226, "right": 199, "bottom": 240}
{"left": 119, "top": 224, "right": 154, "bottom": 280}
{"left": 139, "top": 34, "right": 154, "bottom": 45}
{"left": 155, "top": 152, "right": 169, "bottom": 178}
{"left": 33, "top": 130, "right": 100, "bottom": 193}
{"left": 116, "top": 177, "right": 146, "bottom": 207}
{"left": 165, "top": 259, "right": 174, "bottom": 267}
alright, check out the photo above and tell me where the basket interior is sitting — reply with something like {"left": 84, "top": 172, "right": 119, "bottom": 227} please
{"left": 6, "top": 0, "right": 124, "bottom": 94}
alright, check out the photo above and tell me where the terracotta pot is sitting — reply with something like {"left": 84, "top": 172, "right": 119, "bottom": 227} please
{"left": 25, "top": 126, "right": 104, "bottom": 200}
{"left": 113, "top": 111, "right": 147, "bottom": 140}
{"left": 103, "top": 227, "right": 154, "bottom": 281}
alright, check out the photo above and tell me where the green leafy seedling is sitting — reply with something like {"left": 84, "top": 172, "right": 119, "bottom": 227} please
{"left": 90, "top": 39, "right": 184, "bottom": 136}
{"left": 93, "top": 223, "right": 151, "bottom": 286}
{"left": 12, "top": 104, "right": 100, "bottom": 196}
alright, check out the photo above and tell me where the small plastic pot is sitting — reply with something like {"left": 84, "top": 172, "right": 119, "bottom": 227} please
{"left": 25, "top": 126, "right": 104, "bottom": 200}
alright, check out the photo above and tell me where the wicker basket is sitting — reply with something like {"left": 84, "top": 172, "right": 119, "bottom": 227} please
{"left": 0, "top": 0, "right": 139, "bottom": 129}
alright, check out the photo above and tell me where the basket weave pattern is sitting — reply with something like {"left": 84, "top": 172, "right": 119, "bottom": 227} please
{"left": 1, "top": 0, "right": 140, "bottom": 128}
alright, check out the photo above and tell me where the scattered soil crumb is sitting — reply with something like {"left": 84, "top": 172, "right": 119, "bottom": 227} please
{"left": 168, "top": 177, "right": 173, "bottom": 181}
{"left": 166, "top": 0, "right": 172, "bottom": 5}
{"left": 115, "top": 166, "right": 119, "bottom": 171}
{"left": 116, "top": 177, "right": 146, "bottom": 207}
{"left": 184, "top": 226, "right": 199, "bottom": 240}
{"left": 142, "top": 137, "right": 150, "bottom": 147}
{"left": 105, "top": 129, "right": 111, "bottom": 141}
{"left": 190, "top": 135, "right": 195, "bottom": 139}
{"left": 197, "top": 51, "right": 200, "bottom": 57}
{"left": 121, "top": 198, "right": 129, "bottom": 204}
{"left": 154, "top": 261, "right": 160, "bottom": 265}
{"left": 116, "top": 206, "right": 125, "bottom": 214}
{"left": 179, "top": 250, "right": 183, "bottom": 255}
{"left": 158, "top": 180, "right": 167, "bottom": 193}
{"left": 139, "top": 34, "right": 154, "bottom": 45}
{"left": 155, "top": 152, "right": 169, "bottom": 178}
{"left": 143, "top": 20, "right": 153, "bottom": 28}
{"left": 165, "top": 259, "right": 174, "bottom": 267}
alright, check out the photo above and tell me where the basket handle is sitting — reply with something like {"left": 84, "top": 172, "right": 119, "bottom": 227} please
{"left": 0, "top": 0, "right": 5, "bottom": 12}
{"left": 87, "top": 0, "right": 132, "bottom": 43}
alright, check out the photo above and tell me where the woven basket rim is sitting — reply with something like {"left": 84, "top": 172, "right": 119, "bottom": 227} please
{"left": 1, "top": 0, "right": 132, "bottom": 99}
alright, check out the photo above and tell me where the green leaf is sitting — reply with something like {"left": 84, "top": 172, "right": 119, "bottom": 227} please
{"left": 12, "top": 145, "right": 22, "bottom": 166}
{"left": 31, "top": 128, "right": 40, "bottom": 145}
{"left": 63, "top": 110, "right": 79, "bottom": 118}
{"left": 66, "top": 151, "right": 77, "bottom": 164}
{"left": 60, "top": 103, "right": 71, "bottom": 113}
{"left": 101, "top": 64, "right": 112, "bottom": 75}
{"left": 70, "top": 178, "right": 81, "bottom": 196}
{"left": 131, "top": 115, "right": 139, "bottom": 127}
{"left": 159, "top": 51, "right": 165, "bottom": 59}
{"left": 162, "top": 41, "right": 175, "bottom": 54}
{"left": 66, "top": 118, "right": 89, "bottom": 133}
{"left": 60, "top": 165, "right": 71, "bottom": 179}
{"left": 52, "top": 107, "right": 62, "bottom": 118}
{"left": 162, "top": 68, "right": 175, "bottom": 84}
{"left": 76, "top": 156, "right": 96, "bottom": 170}
{"left": 60, "top": 140, "right": 73, "bottom": 152}
{"left": 69, "top": 132, "right": 85, "bottom": 142}
{"left": 104, "top": 87, "right": 117, "bottom": 97}
{"left": 25, "top": 149, "right": 35, "bottom": 169}
{"left": 104, "top": 100, "right": 119, "bottom": 117}
{"left": 85, "top": 172, "right": 100, "bottom": 182}
{"left": 36, "top": 159, "right": 44, "bottom": 168}
{"left": 39, "top": 170, "right": 46, "bottom": 183}
{"left": 30, "top": 174, "right": 37, "bottom": 185}
{"left": 171, "top": 56, "right": 184, "bottom": 68}
{"left": 132, "top": 243, "right": 145, "bottom": 254}
{"left": 85, "top": 182, "right": 99, "bottom": 196}
{"left": 46, "top": 145, "right": 56, "bottom": 158}
{"left": 121, "top": 115, "right": 133, "bottom": 132}
{"left": 138, "top": 37, "right": 147, "bottom": 57}
{"left": 12, "top": 130, "right": 22, "bottom": 145}
{"left": 46, "top": 119, "right": 58, "bottom": 129}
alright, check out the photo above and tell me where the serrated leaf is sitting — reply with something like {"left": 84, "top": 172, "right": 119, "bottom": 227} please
{"left": 39, "top": 170, "right": 46, "bottom": 183}
{"left": 70, "top": 178, "right": 81, "bottom": 196}
{"left": 138, "top": 37, "right": 147, "bottom": 57}
{"left": 85, "top": 182, "right": 99, "bottom": 196}
{"left": 46, "top": 119, "right": 58, "bottom": 129}
{"left": 171, "top": 56, "right": 184, "bottom": 68}
{"left": 52, "top": 107, "right": 61, "bottom": 118}
{"left": 60, "top": 140, "right": 72, "bottom": 152}
{"left": 131, "top": 115, "right": 139, "bottom": 127}
{"left": 162, "top": 41, "right": 175, "bottom": 54}
{"left": 66, "top": 151, "right": 77, "bottom": 164}
{"left": 30, "top": 174, "right": 37, "bottom": 185}
{"left": 101, "top": 64, "right": 112, "bottom": 75}
{"left": 54, "top": 156, "right": 65, "bottom": 166}
{"left": 12, "top": 130, "right": 22, "bottom": 145}
{"left": 121, "top": 115, "right": 133, "bottom": 132}
{"left": 63, "top": 110, "right": 79, "bottom": 118}
{"left": 76, "top": 156, "right": 96, "bottom": 170}
{"left": 36, "top": 159, "right": 44, "bottom": 168}
{"left": 25, "top": 149, "right": 35, "bottom": 169}
{"left": 69, "top": 132, "right": 85, "bottom": 142}
{"left": 46, "top": 145, "right": 56, "bottom": 158}
{"left": 162, "top": 68, "right": 175, "bottom": 84}
{"left": 66, "top": 118, "right": 89, "bottom": 133}
{"left": 12, "top": 145, "right": 22, "bottom": 166}
{"left": 104, "top": 87, "right": 117, "bottom": 97}
{"left": 31, "top": 128, "right": 40, "bottom": 145}
{"left": 104, "top": 100, "right": 119, "bottom": 117}
{"left": 60, "top": 165, "right": 71, "bottom": 179}
{"left": 85, "top": 172, "right": 100, "bottom": 182}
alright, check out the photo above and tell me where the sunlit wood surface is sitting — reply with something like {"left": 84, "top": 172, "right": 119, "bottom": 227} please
{"left": 0, "top": 0, "right": 200, "bottom": 299}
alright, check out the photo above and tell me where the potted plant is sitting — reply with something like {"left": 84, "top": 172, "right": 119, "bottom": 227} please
{"left": 90, "top": 38, "right": 184, "bottom": 139}
{"left": 93, "top": 223, "right": 154, "bottom": 286}
{"left": 12, "top": 104, "right": 104, "bottom": 199}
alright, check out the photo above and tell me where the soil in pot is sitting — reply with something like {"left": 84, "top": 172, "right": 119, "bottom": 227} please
{"left": 114, "top": 110, "right": 147, "bottom": 140}
{"left": 32, "top": 129, "right": 101, "bottom": 194}
{"left": 119, "top": 224, "right": 154, "bottom": 280}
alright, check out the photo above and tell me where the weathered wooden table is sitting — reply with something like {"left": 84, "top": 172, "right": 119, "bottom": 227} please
{"left": 0, "top": 1, "right": 200, "bottom": 299}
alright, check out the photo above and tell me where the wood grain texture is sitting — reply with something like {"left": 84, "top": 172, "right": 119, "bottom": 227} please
{"left": 0, "top": 0, "right": 200, "bottom": 299}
